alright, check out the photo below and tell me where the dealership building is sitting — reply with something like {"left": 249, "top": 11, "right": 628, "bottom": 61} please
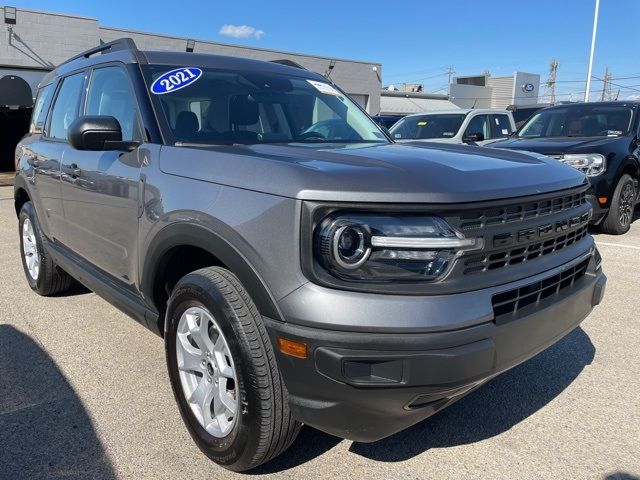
{"left": 0, "top": 6, "right": 382, "bottom": 172}
{"left": 449, "top": 72, "right": 541, "bottom": 109}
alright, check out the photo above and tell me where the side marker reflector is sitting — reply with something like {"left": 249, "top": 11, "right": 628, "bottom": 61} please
{"left": 278, "top": 337, "right": 308, "bottom": 359}
{"left": 598, "top": 197, "right": 607, "bottom": 204}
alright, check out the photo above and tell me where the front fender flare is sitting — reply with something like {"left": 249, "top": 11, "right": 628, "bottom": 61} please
{"left": 140, "top": 222, "right": 284, "bottom": 333}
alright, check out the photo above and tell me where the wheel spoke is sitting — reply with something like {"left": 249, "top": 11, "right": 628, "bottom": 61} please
{"left": 177, "top": 333, "right": 204, "bottom": 373}
{"left": 213, "top": 335, "right": 234, "bottom": 378}
{"left": 186, "top": 311, "right": 214, "bottom": 353}
{"left": 217, "top": 377, "right": 237, "bottom": 414}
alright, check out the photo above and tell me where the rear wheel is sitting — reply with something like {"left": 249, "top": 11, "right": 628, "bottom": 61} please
{"left": 165, "top": 267, "right": 300, "bottom": 472}
{"left": 600, "top": 174, "right": 636, "bottom": 235}
{"left": 18, "top": 201, "right": 73, "bottom": 295}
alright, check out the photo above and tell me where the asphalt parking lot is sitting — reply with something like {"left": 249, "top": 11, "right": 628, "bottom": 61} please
{"left": 0, "top": 185, "right": 638, "bottom": 480}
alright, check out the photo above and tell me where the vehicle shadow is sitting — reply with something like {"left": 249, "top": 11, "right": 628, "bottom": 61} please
{"left": 255, "top": 326, "right": 594, "bottom": 473}
{"left": 0, "top": 325, "right": 117, "bottom": 479}
{"left": 604, "top": 474, "right": 640, "bottom": 480}
{"left": 49, "top": 280, "right": 91, "bottom": 297}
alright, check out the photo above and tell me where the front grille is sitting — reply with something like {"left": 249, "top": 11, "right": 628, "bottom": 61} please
{"left": 464, "top": 225, "right": 589, "bottom": 275}
{"left": 458, "top": 191, "right": 587, "bottom": 231}
{"left": 491, "top": 258, "right": 590, "bottom": 320}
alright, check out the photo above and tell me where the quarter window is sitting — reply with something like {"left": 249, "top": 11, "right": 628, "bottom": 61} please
{"left": 48, "top": 72, "right": 85, "bottom": 140}
{"left": 31, "top": 83, "right": 55, "bottom": 133}
{"left": 86, "top": 66, "right": 139, "bottom": 141}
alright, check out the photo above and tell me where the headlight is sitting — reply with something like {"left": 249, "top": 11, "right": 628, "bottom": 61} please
{"left": 314, "top": 213, "right": 482, "bottom": 283}
{"left": 559, "top": 153, "right": 606, "bottom": 177}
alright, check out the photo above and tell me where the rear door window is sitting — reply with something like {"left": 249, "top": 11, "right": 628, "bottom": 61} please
{"left": 464, "top": 114, "right": 490, "bottom": 141}
{"left": 47, "top": 72, "right": 85, "bottom": 140}
{"left": 491, "top": 114, "right": 513, "bottom": 139}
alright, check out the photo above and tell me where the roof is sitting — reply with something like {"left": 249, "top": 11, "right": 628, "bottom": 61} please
{"left": 144, "top": 51, "right": 324, "bottom": 80}
{"left": 379, "top": 95, "right": 459, "bottom": 116}
{"left": 41, "top": 39, "right": 326, "bottom": 87}
{"left": 542, "top": 101, "right": 640, "bottom": 110}
{"left": 401, "top": 108, "right": 511, "bottom": 118}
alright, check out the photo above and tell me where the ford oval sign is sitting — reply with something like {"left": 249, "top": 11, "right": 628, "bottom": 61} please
{"left": 521, "top": 83, "right": 535, "bottom": 93}
{"left": 151, "top": 67, "right": 203, "bottom": 95}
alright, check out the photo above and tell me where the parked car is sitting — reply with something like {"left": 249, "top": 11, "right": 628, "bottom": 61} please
{"left": 389, "top": 109, "right": 516, "bottom": 146}
{"left": 491, "top": 101, "right": 640, "bottom": 234}
{"left": 14, "top": 39, "right": 606, "bottom": 472}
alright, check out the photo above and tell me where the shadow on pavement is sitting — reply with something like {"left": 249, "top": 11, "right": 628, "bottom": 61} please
{"left": 604, "top": 474, "right": 640, "bottom": 480}
{"left": 0, "top": 324, "right": 117, "bottom": 479}
{"left": 256, "top": 325, "right": 594, "bottom": 473}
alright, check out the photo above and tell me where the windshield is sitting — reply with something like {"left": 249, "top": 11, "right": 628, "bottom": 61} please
{"left": 141, "top": 65, "right": 387, "bottom": 145}
{"left": 389, "top": 114, "right": 466, "bottom": 140}
{"left": 518, "top": 105, "right": 635, "bottom": 138}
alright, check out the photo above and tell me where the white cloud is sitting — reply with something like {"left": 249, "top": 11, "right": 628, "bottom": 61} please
{"left": 219, "top": 24, "right": 265, "bottom": 40}
{"left": 625, "top": 94, "right": 640, "bottom": 101}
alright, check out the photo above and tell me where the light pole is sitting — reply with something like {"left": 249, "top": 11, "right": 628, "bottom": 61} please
{"left": 584, "top": 0, "right": 600, "bottom": 102}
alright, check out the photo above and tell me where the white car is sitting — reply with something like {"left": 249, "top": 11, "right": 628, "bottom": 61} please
{"left": 389, "top": 109, "right": 517, "bottom": 146}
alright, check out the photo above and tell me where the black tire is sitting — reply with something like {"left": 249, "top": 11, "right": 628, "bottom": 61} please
{"left": 165, "top": 267, "right": 300, "bottom": 472}
{"left": 600, "top": 174, "right": 636, "bottom": 235}
{"left": 18, "top": 201, "right": 73, "bottom": 296}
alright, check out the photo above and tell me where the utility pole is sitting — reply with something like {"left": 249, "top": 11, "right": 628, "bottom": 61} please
{"left": 584, "top": 0, "right": 600, "bottom": 101}
{"left": 445, "top": 66, "right": 455, "bottom": 95}
{"left": 545, "top": 59, "right": 559, "bottom": 104}
{"left": 600, "top": 67, "right": 611, "bottom": 101}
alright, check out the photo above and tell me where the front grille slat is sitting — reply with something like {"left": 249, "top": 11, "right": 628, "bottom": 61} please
{"left": 491, "top": 258, "right": 590, "bottom": 320}
{"left": 463, "top": 225, "right": 589, "bottom": 275}
{"left": 459, "top": 192, "right": 586, "bottom": 231}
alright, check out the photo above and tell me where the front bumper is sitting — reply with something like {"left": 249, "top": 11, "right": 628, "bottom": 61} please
{"left": 266, "top": 251, "right": 605, "bottom": 442}
{"left": 586, "top": 194, "right": 608, "bottom": 225}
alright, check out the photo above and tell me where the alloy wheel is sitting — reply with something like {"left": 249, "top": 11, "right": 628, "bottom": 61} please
{"left": 175, "top": 306, "right": 238, "bottom": 437}
{"left": 22, "top": 218, "right": 40, "bottom": 280}
{"left": 619, "top": 182, "right": 635, "bottom": 228}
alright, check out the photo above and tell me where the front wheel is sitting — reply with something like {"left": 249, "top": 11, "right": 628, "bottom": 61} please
{"left": 165, "top": 267, "right": 300, "bottom": 472}
{"left": 600, "top": 174, "right": 636, "bottom": 235}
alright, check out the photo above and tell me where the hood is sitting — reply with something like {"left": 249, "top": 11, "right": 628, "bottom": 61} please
{"left": 159, "top": 142, "right": 587, "bottom": 203}
{"left": 395, "top": 138, "right": 458, "bottom": 144}
{"left": 490, "top": 135, "right": 628, "bottom": 155}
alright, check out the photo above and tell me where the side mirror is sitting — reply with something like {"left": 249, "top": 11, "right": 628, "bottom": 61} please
{"left": 463, "top": 133, "right": 484, "bottom": 143}
{"left": 67, "top": 115, "right": 139, "bottom": 151}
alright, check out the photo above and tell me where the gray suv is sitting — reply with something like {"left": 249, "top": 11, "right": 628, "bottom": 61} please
{"left": 14, "top": 39, "right": 606, "bottom": 472}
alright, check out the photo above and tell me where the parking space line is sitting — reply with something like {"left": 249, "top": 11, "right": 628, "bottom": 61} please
{"left": 595, "top": 241, "right": 640, "bottom": 251}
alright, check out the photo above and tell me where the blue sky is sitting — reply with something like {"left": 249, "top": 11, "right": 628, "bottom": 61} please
{"left": 11, "top": 0, "right": 640, "bottom": 100}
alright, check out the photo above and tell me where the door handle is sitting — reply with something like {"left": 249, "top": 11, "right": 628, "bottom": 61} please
{"left": 69, "top": 163, "right": 81, "bottom": 178}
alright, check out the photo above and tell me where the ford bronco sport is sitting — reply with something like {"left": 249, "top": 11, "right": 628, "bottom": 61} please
{"left": 14, "top": 39, "right": 606, "bottom": 471}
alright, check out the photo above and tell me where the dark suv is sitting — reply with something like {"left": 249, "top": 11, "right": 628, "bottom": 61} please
{"left": 492, "top": 102, "right": 640, "bottom": 235}
{"left": 14, "top": 39, "right": 606, "bottom": 472}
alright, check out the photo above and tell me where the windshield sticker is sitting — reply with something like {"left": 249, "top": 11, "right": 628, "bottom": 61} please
{"left": 607, "top": 130, "right": 623, "bottom": 136}
{"left": 417, "top": 121, "right": 427, "bottom": 126}
{"left": 307, "top": 79, "right": 340, "bottom": 95}
{"left": 151, "top": 67, "right": 203, "bottom": 95}
{"left": 502, "top": 129, "right": 509, "bottom": 135}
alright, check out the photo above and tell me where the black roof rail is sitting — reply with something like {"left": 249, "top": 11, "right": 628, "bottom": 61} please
{"left": 270, "top": 59, "right": 307, "bottom": 70}
{"left": 61, "top": 37, "right": 147, "bottom": 67}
